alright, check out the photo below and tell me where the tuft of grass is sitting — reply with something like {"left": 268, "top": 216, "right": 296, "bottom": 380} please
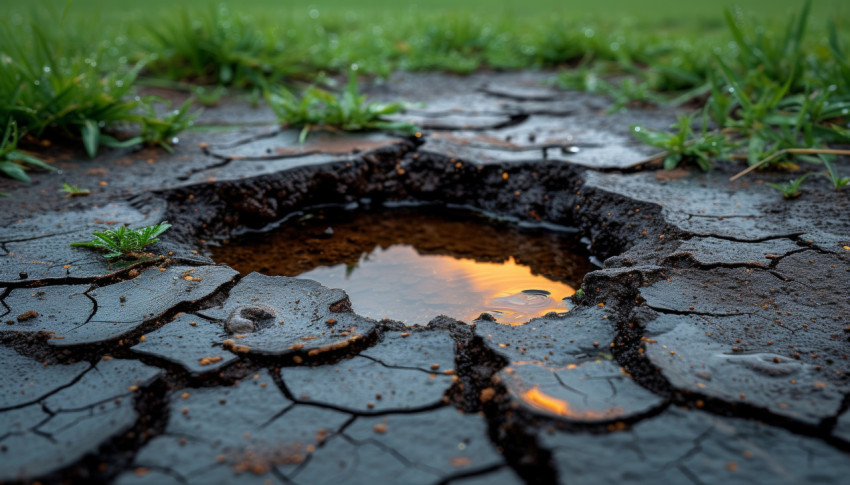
{"left": 140, "top": 6, "right": 304, "bottom": 90}
{"left": 1, "top": 17, "right": 201, "bottom": 160}
{"left": 767, "top": 173, "right": 810, "bottom": 198}
{"left": 0, "top": 22, "right": 146, "bottom": 158}
{"left": 98, "top": 98, "right": 199, "bottom": 153}
{"left": 70, "top": 221, "right": 172, "bottom": 259}
{"left": 60, "top": 183, "right": 90, "bottom": 197}
{"left": 631, "top": 114, "right": 734, "bottom": 171}
{"left": 822, "top": 156, "right": 850, "bottom": 190}
{"left": 0, "top": 119, "right": 54, "bottom": 184}
{"left": 623, "top": 1, "right": 850, "bottom": 195}
{"left": 266, "top": 74, "right": 418, "bottom": 142}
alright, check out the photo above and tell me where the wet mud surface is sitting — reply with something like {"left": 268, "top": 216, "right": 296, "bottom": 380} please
{"left": 1, "top": 71, "right": 849, "bottom": 484}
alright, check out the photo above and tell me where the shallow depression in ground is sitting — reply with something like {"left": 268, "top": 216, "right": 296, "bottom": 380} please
{"left": 209, "top": 205, "right": 595, "bottom": 325}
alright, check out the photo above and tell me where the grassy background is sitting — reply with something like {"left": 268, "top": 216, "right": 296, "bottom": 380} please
{"left": 1, "top": 0, "right": 848, "bottom": 194}
{"left": 2, "top": 0, "right": 847, "bottom": 25}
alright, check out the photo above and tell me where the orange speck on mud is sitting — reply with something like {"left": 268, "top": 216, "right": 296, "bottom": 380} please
{"left": 17, "top": 311, "right": 38, "bottom": 321}
{"left": 520, "top": 387, "right": 624, "bottom": 421}
{"left": 199, "top": 356, "right": 223, "bottom": 366}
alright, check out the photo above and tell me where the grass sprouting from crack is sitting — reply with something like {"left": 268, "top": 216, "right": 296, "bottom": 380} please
{"left": 267, "top": 74, "right": 417, "bottom": 143}
{"left": 767, "top": 174, "right": 811, "bottom": 199}
{"left": 70, "top": 221, "right": 172, "bottom": 259}
{"left": 60, "top": 183, "right": 90, "bottom": 197}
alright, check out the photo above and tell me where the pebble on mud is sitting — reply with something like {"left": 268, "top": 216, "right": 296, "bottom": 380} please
{"left": 226, "top": 304, "right": 276, "bottom": 334}
{"left": 17, "top": 310, "right": 39, "bottom": 321}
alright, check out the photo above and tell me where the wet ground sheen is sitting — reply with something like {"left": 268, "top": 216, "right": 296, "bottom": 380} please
{"left": 210, "top": 206, "right": 594, "bottom": 325}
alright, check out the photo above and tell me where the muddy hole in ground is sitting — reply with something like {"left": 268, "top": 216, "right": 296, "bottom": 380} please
{"left": 210, "top": 205, "right": 595, "bottom": 326}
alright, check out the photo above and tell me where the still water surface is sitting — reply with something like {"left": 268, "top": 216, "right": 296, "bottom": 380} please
{"left": 211, "top": 206, "right": 593, "bottom": 325}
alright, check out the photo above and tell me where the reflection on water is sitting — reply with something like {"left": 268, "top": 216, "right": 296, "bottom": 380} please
{"left": 299, "top": 245, "right": 573, "bottom": 325}
{"left": 211, "top": 206, "right": 593, "bottom": 326}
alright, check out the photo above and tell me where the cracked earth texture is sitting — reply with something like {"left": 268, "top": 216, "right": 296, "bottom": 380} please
{"left": 1, "top": 71, "right": 849, "bottom": 484}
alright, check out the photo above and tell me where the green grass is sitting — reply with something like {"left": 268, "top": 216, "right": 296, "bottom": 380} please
{"left": 628, "top": 1, "right": 850, "bottom": 195}
{"left": 267, "top": 75, "right": 417, "bottom": 142}
{"left": 767, "top": 174, "right": 811, "bottom": 198}
{"left": 0, "top": 119, "right": 54, "bottom": 191}
{"left": 61, "top": 183, "right": 90, "bottom": 197}
{"left": 70, "top": 221, "right": 172, "bottom": 259}
{"left": 9, "top": 0, "right": 846, "bottom": 23}
{"left": 1, "top": 0, "right": 849, "bottom": 197}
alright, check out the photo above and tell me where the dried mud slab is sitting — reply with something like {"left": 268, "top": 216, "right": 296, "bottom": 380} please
{"left": 130, "top": 313, "right": 238, "bottom": 376}
{"left": 542, "top": 407, "right": 850, "bottom": 484}
{"left": 1, "top": 355, "right": 162, "bottom": 480}
{"left": 281, "top": 329, "right": 456, "bottom": 413}
{"left": 53, "top": 265, "right": 238, "bottom": 346}
{"left": 475, "top": 308, "right": 665, "bottom": 423}
{"left": 116, "top": 369, "right": 350, "bottom": 485}
{"left": 294, "top": 407, "right": 509, "bottom": 485}
{"left": 198, "top": 273, "right": 378, "bottom": 357}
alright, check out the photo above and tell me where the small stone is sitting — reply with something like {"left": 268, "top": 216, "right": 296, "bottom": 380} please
{"left": 17, "top": 310, "right": 38, "bottom": 321}
{"left": 226, "top": 304, "right": 276, "bottom": 334}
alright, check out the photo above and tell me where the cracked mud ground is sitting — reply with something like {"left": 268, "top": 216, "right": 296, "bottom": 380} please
{"left": 1, "top": 71, "right": 849, "bottom": 484}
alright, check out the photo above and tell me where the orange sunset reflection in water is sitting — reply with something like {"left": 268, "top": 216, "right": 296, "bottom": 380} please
{"left": 298, "top": 245, "right": 576, "bottom": 325}
{"left": 211, "top": 207, "right": 593, "bottom": 326}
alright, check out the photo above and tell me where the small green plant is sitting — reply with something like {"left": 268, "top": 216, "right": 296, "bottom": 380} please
{"left": 267, "top": 74, "right": 418, "bottom": 142}
{"left": 61, "top": 183, "right": 91, "bottom": 197}
{"left": 139, "top": 98, "right": 198, "bottom": 152}
{"left": 70, "top": 221, "right": 172, "bottom": 259}
{"left": 96, "top": 98, "right": 198, "bottom": 153}
{"left": 631, "top": 114, "right": 734, "bottom": 171}
{"left": 766, "top": 173, "right": 810, "bottom": 198}
{"left": 193, "top": 85, "right": 228, "bottom": 107}
{"left": 822, "top": 158, "right": 850, "bottom": 190}
{"left": 0, "top": 120, "right": 54, "bottom": 184}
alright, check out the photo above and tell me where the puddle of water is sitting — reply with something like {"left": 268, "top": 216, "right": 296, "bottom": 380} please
{"left": 210, "top": 206, "right": 593, "bottom": 326}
